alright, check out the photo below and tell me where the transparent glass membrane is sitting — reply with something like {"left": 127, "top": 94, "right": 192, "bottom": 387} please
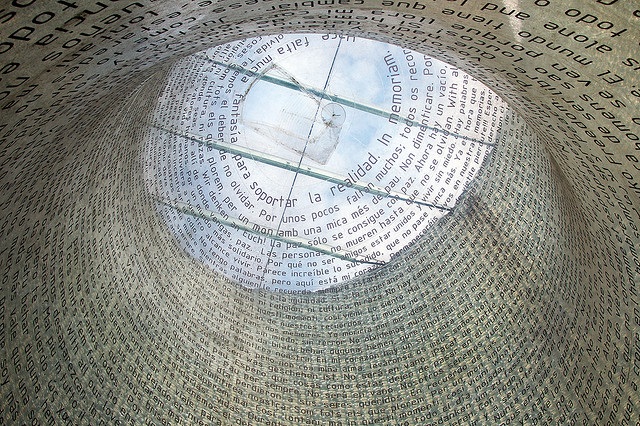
{"left": 143, "top": 34, "right": 506, "bottom": 293}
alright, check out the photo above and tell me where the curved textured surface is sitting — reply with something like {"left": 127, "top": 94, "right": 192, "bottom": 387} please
{"left": 144, "top": 36, "right": 502, "bottom": 292}
{"left": 0, "top": 1, "right": 638, "bottom": 424}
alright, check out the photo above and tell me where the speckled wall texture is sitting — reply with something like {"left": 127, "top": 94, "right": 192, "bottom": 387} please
{"left": 0, "top": 1, "right": 638, "bottom": 424}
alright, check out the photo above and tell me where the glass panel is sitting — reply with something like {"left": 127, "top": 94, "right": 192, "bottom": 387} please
{"left": 144, "top": 34, "right": 507, "bottom": 292}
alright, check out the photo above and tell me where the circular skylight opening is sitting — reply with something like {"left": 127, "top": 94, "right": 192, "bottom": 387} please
{"left": 144, "top": 34, "right": 506, "bottom": 293}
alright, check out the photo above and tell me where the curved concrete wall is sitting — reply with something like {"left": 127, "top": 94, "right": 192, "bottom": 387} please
{"left": 1, "top": 1, "right": 638, "bottom": 424}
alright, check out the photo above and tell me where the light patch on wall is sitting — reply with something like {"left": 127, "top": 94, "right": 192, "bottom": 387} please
{"left": 144, "top": 34, "right": 507, "bottom": 292}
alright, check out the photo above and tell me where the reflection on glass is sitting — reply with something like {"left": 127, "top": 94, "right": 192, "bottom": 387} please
{"left": 144, "top": 34, "right": 507, "bottom": 292}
